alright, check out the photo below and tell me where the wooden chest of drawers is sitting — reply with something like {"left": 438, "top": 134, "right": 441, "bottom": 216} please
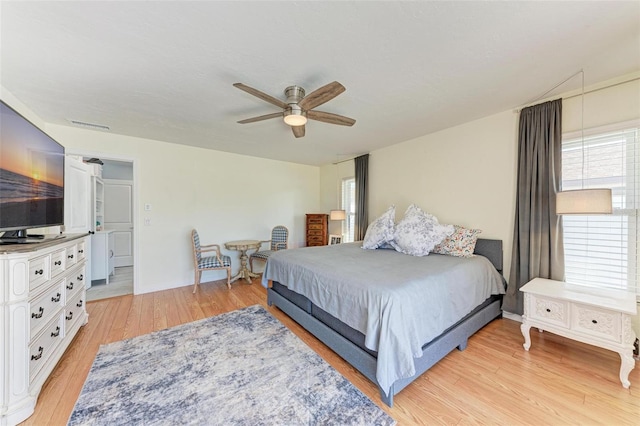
{"left": 306, "top": 214, "right": 328, "bottom": 246}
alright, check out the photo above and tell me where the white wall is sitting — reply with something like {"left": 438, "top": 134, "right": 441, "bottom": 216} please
{"left": 320, "top": 72, "right": 640, "bottom": 330}
{"left": 43, "top": 124, "right": 319, "bottom": 294}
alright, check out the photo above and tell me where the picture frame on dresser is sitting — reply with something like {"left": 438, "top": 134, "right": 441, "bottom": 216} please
{"left": 329, "top": 234, "right": 342, "bottom": 245}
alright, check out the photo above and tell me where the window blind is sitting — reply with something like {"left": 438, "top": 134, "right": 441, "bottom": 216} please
{"left": 561, "top": 125, "right": 639, "bottom": 295}
{"left": 341, "top": 177, "right": 356, "bottom": 242}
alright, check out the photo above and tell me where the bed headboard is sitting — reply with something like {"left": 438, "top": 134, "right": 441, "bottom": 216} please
{"left": 474, "top": 238, "right": 503, "bottom": 275}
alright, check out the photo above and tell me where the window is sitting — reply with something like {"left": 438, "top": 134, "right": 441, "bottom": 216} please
{"left": 561, "top": 122, "right": 639, "bottom": 297}
{"left": 341, "top": 177, "right": 356, "bottom": 242}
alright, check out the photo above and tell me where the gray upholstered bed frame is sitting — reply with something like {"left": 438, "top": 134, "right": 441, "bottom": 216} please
{"left": 266, "top": 238, "right": 504, "bottom": 407}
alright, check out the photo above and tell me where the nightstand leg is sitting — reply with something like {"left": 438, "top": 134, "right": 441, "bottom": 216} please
{"left": 521, "top": 322, "right": 532, "bottom": 351}
{"left": 618, "top": 350, "right": 634, "bottom": 389}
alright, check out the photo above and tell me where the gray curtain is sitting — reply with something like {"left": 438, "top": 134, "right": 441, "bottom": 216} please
{"left": 503, "top": 99, "right": 565, "bottom": 315}
{"left": 354, "top": 154, "right": 369, "bottom": 241}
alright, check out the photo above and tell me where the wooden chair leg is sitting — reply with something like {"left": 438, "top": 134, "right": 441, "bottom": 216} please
{"left": 249, "top": 257, "right": 254, "bottom": 273}
{"left": 226, "top": 268, "right": 231, "bottom": 289}
{"left": 193, "top": 269, "right": 201, "bottom": 293}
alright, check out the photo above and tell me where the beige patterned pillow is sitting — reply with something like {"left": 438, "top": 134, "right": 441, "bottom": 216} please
{"left": 432, "top": 225, "right": 482, "bottom": 257}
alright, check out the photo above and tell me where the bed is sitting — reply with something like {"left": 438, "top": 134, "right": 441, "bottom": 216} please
{"left": 263, "top": 238, "right": 505, "bottom": 407}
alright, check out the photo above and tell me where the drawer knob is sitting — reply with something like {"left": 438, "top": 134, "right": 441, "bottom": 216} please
{"left": 79, "top": 249, "right": 84, "bottom": 253}
{"left": 592, "top": 319, "right": 598, "bottom": 324}
{"left": 31, "top": 346, "right": 43, "bottom": 361}
{"left": 77, "top": 274, "right": 84, "bottom": 281}
{"left": 76, "top": 300, "right": 84, "bottom": 308}
{"left": 67, "top": 282, "right": 74, "bottom": 290}
{"left": 54, "top": 260, "right": 62, "bottom": 266}
{"left": 51, "top": 326, "right": 60, "bottom": 337}
{"left": 546, "top": 308, "right": 551, "bottom": 313}
{"left": 51, "top": 293, "right": 61, "bottom": 302}
{"left": 34, "top": 269, "right": 44, "bottom": 276}
{"left": 31, "top": 307, "right": 44, "bottom": 319}
{"left": 66, "top": 312, "right": 74, "bottom": 321}
{"left": 67, "top": 254, "right": 74, "bottom": 259}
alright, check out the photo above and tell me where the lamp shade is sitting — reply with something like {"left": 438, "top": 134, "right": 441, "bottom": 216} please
{"left": 329, "top": 209, "right": 346, "bottom": 221}
{"left": 556, "top": 189, "right": 612, "bottom": 215}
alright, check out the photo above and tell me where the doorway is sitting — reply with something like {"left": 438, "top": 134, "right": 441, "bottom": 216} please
{"left": 78, "top": 156, "right": 136, "bottom": 301}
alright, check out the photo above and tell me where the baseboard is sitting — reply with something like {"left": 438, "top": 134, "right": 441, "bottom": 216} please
{"left": 502, "top": 311, "right": 522, "bottom": 323}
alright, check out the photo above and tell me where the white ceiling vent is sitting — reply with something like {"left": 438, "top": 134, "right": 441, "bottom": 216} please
{"left": 68, "top": 119, "right": 110, "bottom": 131}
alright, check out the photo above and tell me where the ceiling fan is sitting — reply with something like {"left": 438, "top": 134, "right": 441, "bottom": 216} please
{"left": 233, "top": 81, "right": 356, "bottom": 138}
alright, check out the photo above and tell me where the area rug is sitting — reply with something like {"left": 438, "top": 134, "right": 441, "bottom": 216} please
{"left": 69, "top": 305, "right": 395, "bottom": 425}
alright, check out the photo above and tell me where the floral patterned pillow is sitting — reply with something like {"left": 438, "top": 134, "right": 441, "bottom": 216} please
{"left": 362, "top": 205, "right": 396, "bottom": 249}
{"left": 391, "top": 204, "right": 454, "bottom": 256}
{"left": 432, "top": 225, "right": 482, "bottom": 258}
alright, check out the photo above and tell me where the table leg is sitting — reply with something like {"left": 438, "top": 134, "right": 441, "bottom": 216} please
{"left": 521, "top": 322, "right": 532, "bottom": 351}
{"left": 618, "top": 350, "right": 635, "bottom": 389}
{"left": 229, "top": 249, "right": 260, "bottom": 284}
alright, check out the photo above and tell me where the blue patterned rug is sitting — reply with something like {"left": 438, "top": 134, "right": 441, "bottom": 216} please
{"left": 69, "top": 305, "right": 395, "bottom": 425}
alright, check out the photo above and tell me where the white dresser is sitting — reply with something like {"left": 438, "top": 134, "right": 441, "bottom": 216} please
{"left": 520, "top": 278, "right": 637, "bottom": 388}
{"left": 0, "top": 235, "right": 89, "bottom": 425}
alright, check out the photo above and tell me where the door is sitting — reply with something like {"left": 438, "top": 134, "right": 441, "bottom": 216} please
{"left": 64, "top": 156, "right": 91, "bottom": 234}
{"left": 103, "top": 179, "right": 133, "bottom": 267}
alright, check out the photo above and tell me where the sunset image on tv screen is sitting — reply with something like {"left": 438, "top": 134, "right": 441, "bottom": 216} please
{"left": 0, "top": 101, "right": 64, "bottom": 229}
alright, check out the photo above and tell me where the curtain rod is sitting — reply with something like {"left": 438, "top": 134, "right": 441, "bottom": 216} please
{"left": 514, "top": 74, "right": 639, "bottom": 113}
{"left": 332, "top": 154, "right": 367, "bottom": 165}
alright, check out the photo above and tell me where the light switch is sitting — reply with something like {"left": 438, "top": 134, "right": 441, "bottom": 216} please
{"left": 144, "top": 203, "right": 152, "bottom": 211}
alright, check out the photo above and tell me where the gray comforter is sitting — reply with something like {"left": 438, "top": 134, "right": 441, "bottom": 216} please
{"left": 262, "top": 242, "right": 505, "bottom": 396}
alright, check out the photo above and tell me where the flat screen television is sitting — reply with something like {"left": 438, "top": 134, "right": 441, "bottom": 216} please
{"left": 0, "top": 100, "right": 65, "bottom": 243}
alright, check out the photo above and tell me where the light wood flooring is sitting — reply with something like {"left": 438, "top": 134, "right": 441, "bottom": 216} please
{"left": 86, "top": 266, "right": 133, "bottom": 301}
{"left": 24, "top": 278, "right": 639, "bottom": 425}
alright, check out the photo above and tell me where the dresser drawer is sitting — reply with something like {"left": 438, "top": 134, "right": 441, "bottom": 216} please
{"left": 50, "top": 248, "right": 66, "bottom": 278}
{"left": 65, "top": 246, "right": 78, "bottom": 267}
{"left": 28, "top": 255, "right": 51, "bottom": 291}
{"left": 30, "top": 280, "right": 64, "bottom": 337}
{"left": 65, "top": 265, "right": 86, "bottom": 301}
{"left": 29, "top": 314, "right": 63, "bottom": 383}
{"left": 572, "top": 304, "right": 621, "bottom": 343}
{"left": 528, "top": 294, "right": 570, "bottom": 328}
{"left": 308, "top": 224, "right": 324, "bottom": 231}
{"left": 64, "top": 291, "right": 86, "bottom": 331}
{"left": 76, "top": 240, "right": 87, "bottom": 262}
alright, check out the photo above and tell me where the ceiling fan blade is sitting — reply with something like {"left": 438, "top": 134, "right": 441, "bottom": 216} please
{"left": 307, "top": 110, "right": 356, "bottom": 126}
{"left": 298, "top": 81, "right": 346, "bottom": 111}
{"left": 292, "top": 125, "right": 305, "bottom": 138}
{"left": 237, "top": 112, "right": 283, "bottom": 124}
{"left": 233, "top": 83, "right": 288, "bottom": 109}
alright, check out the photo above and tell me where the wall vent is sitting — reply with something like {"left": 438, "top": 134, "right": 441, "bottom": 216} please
{"left": 68, "top": 120, "right": 110, "bottom": 131}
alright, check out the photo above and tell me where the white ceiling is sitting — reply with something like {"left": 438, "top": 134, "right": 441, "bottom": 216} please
{"left": 1, "top": 1, "right": 639, "bottom": 166}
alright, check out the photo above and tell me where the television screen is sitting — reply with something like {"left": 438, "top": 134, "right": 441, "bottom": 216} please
{"left": 0, "top": 100, "right": 65, "bottom": 236}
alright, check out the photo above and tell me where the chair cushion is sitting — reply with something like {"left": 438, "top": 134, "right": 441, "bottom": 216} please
{"left": 250, "top": 250, "right": 274, "bottom": 261}
{"left": 198, "top": 255, "right": 231, "bottom": 269}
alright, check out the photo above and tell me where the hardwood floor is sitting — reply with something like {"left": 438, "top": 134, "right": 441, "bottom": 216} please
{"left": 23, "top": 278, "right": 639, "bottom": 425}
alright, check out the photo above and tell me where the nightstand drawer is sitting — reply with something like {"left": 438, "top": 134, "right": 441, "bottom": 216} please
{"left": 572, "top": 304, "right": 621, "bottom": 343}
{"left": 528, "top": 294, "right": 570, "bottom": 328}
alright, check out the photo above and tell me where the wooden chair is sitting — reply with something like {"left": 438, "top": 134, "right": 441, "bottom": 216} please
{"left": 249, "top": 225, "right": 289, "bottom": 273}
{"left": 191, "top": 229, "right": 232, "bottom": 293}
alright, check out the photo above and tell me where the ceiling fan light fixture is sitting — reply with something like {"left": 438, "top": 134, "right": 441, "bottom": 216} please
{"left": 283, "top": 106, "right": 307, "bottom": 126}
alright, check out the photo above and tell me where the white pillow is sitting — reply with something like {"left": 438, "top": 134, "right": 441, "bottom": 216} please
{"left": 391, "top": 204, "right": 454, "bottom": 256}
{"left": 362, "top": 205, "right": 396, "bottom": 249}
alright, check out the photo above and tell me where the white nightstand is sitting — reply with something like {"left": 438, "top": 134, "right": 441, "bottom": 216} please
{"left": 520, "top": 277, "right": 637, "bottom": 388}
